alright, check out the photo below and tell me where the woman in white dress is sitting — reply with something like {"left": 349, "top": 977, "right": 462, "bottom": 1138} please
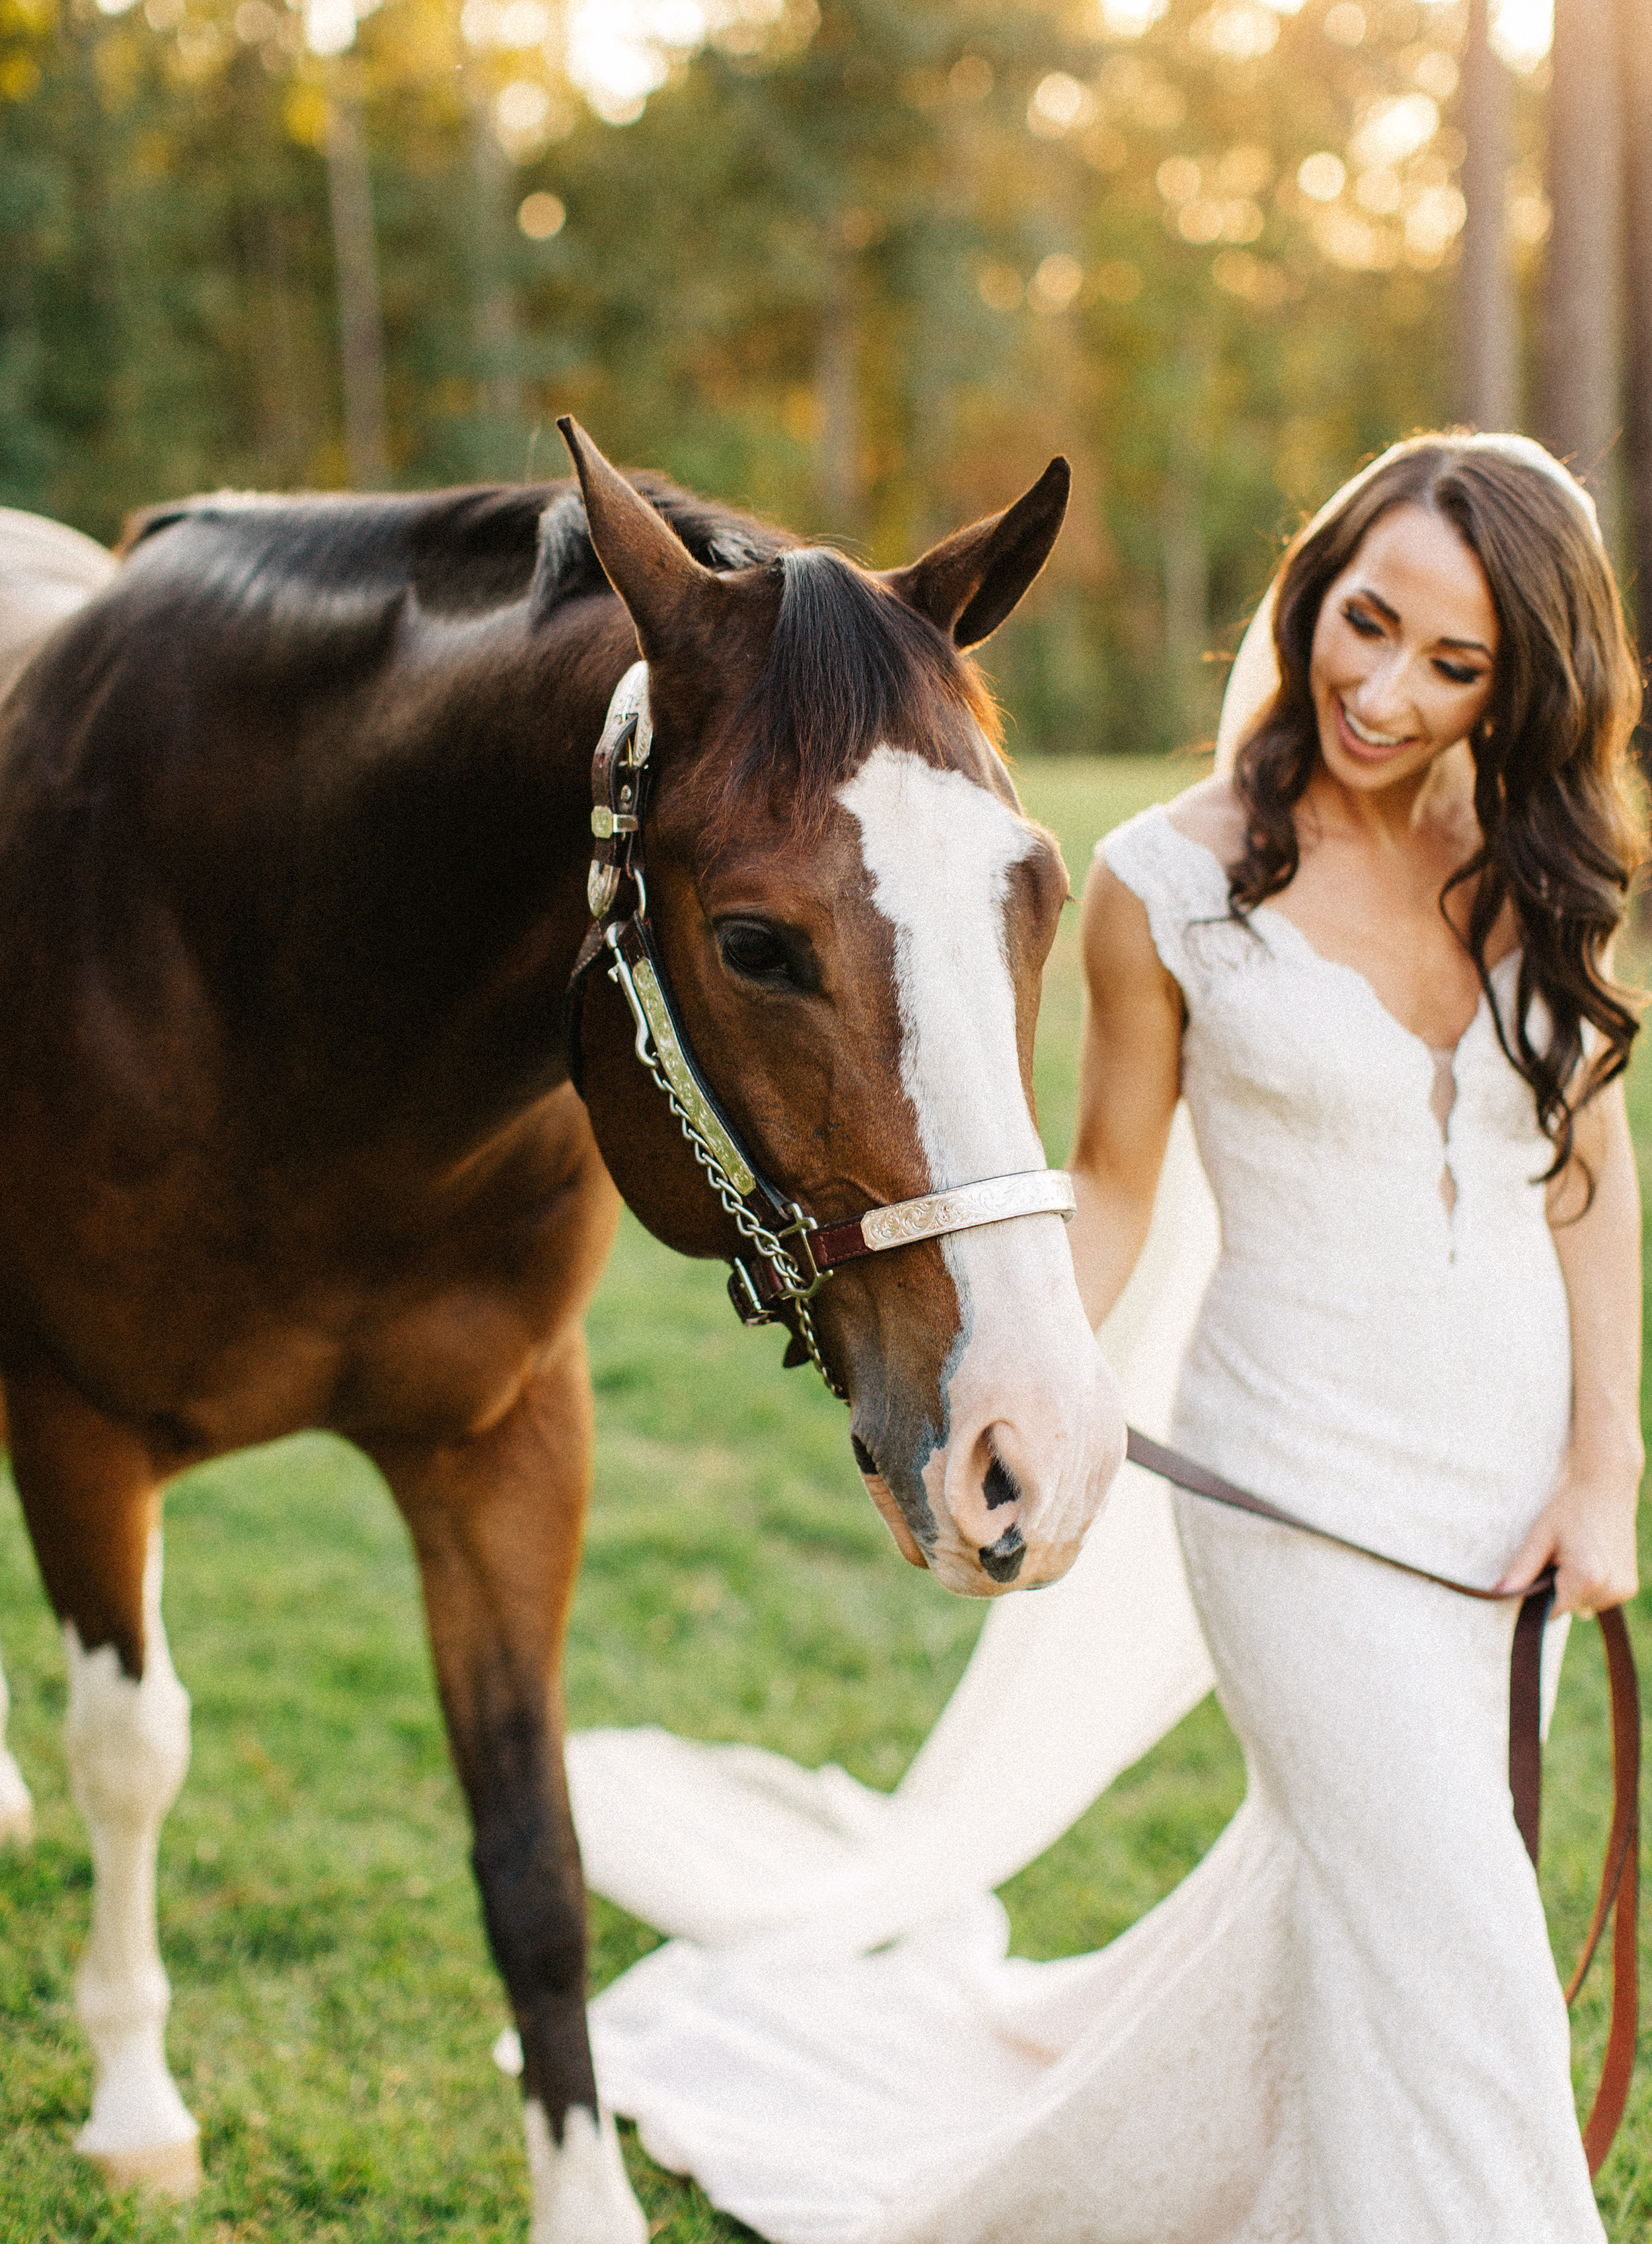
{"left": 1056, "top": 431, "right": 1643, "bottom": 2240}
{"left": 566, "top": 434, "right": 1645, "bottom": 2244}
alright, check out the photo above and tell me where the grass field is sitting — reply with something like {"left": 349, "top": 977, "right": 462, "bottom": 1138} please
{"left": 2, "top": 750, "right": 1649, "bottom": 2240}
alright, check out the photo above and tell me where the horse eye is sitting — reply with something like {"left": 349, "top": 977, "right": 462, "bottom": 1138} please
{"left": 718, "top": 922, "right": 796, "bottom": 985}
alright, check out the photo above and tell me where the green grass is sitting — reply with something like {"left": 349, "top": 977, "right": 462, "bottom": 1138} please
{"left": 1, "top": 749, "right": 1649, "bottom": 2237}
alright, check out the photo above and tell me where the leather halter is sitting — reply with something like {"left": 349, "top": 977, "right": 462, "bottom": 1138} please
{"left": 563, "top": 662, "right": 1074, "bottom": 1395}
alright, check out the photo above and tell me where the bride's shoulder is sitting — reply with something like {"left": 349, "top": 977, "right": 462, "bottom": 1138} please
{"left": 1161, "top": 774, "right": 1248, "bottom": 872}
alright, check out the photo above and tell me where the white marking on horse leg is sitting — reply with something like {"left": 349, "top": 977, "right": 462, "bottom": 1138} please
{"left": 63, "top": 1528, "right": 200, "bottom": 2194}
{"left": 0, "top": 1633, "right": 35, "bottom": 1843}
{"left": 839, "top": 746, "right": 1123, "bottom": 1592}
{"left": 524, "top": 2100, "right": 648, "bottom": 2244}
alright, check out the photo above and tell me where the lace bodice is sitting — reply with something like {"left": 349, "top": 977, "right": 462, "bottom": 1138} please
{"left": 1102, "top": 803, "right": 1572, "bottom": 1584}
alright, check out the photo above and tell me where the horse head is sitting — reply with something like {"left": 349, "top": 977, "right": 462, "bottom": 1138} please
{"left": 560, "top": 420, "right": 1125, "bottom": 1596}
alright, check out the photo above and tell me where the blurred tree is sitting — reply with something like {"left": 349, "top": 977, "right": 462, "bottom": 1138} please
{"left": 1621, "top": 0, "right": 1652, "bottom": 659}
{"left": 468, "top": 93, "right": 526, "bottom": 460}
{"left": 324, "top": 76, "right": 390, "bottom": 485}
{"left": 0, "top": 0, "right": 1552, "bottom": 749}
{"left": 1456, "top": 0, "right": 1515, "bottom": 426}
{"left": 1539, "top": 0, "right": 1623, "bottom": 542}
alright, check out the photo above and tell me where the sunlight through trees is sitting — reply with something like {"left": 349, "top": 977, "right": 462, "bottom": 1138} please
{"left": 0, "top": 0, "right": 1642, "bottom": 753}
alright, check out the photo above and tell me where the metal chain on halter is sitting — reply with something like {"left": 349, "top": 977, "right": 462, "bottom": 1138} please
{"left": 601, "top": 923, "right": 848, "bottom": 1399}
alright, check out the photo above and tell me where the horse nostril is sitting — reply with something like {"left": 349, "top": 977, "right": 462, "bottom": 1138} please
{"left": 851, "top": 1434, "right": 878, "bottom": 1478}
{"left": 983, "top": 1454, "right": 1020, "bottom": 1511}
{"left": 979, "top": 1520, "right": 1026, "bottom": 1583}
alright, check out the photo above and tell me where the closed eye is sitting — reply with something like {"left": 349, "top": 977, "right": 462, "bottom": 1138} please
{"left": 1341, "top": 602, "right": 1384, "bottom": 638}
{"left": 716, "top": 919, "right": 818, "bottom": 993}
{"left": 1433, "top": 658, "right": 1486, "bottom": 686}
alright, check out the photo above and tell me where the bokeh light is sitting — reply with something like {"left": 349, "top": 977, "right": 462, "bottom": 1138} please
{"left": 1097, "top": 0, "right": 1170, "bottom": 40}
{"left": 1028, "top": 252, "right": 1084, "bottom": 312}
{"left": 1296, "top": 152, "right": 1346, "bottom": 204}
{"left": 1490, "top": 0, "right": 1552, "bottom": 69}
{"left": 517, "top": 191, "right": 567, "bottom": 239}
{"left": 304, "top": 0, "right": 356, "bottom": 56}
{"left": 1028, "top": 73, "right": 1092, "bottom": 137}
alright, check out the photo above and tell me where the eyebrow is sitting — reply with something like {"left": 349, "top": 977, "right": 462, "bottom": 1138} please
{"left": 1349, "top": 585, "right": 1493, "bottom": 660}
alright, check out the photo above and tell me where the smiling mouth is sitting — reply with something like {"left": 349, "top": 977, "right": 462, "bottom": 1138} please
{"left": 1337, "top": 697, "right": 1413, "bottom": 753}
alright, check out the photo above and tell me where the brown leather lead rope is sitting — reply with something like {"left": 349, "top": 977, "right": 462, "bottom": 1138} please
{"left": 1576, "top": 1606, "right": 1641, "bottom": 2172}
{"left": 1505, "top": 1583, "right": 1641, "bottom": 2171}
{"left": 1508, "top": 1585, "right": 1552, "bottom": 1861}
{"left": 1125, "top": 1425, "right": 1641, "bottom": 2177}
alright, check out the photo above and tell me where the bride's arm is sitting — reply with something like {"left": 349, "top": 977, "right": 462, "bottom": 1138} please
{"left": 1497, "top": 1079, "right": 1643, "bottom": 1612}
{"left": 1067, "top": 862, "right": 1184, "bottom": 1331}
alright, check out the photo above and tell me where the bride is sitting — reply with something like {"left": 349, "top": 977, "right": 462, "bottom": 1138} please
{"left": 561, "top": 434, "right": 1645, "bottom": 2243}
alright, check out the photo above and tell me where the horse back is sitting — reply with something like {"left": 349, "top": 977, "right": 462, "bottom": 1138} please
{"left": 0, "top": 474, "right": 788, "bottom": 1454}
{"left": 0, "top": 484, "right": 693, "bottom": 1450}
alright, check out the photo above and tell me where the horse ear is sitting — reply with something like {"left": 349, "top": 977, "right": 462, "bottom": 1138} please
{"left": 883, "top": 457, "right": 1070, "bottom": 649}
{"left": 556, "top": 416, "right": 720, "bottom": 659}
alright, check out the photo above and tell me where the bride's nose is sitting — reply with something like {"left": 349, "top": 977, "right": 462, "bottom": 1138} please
{"left": 1349, "top": 657, "right": 1412, "bottom": 728}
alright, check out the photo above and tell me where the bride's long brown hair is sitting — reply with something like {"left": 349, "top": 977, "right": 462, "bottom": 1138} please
{"left": 1229, "top": 437, "right": 1646, "bottom": 1182}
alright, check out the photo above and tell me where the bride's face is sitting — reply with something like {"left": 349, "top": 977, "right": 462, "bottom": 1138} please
{"left": 1308, "top": 502, "right": 1499, "bottom": 795}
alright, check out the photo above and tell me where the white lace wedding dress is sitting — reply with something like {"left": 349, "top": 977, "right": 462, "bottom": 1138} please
{"left": 561, "top": 800, "right": 1602, "bottom": 2242}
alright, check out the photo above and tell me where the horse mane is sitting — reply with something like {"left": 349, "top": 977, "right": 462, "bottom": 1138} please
{"left": 114, "top": 475, "right": 792, "bottom": 691}
{"left": 112, "top": 484, "right": 1002, "bottom": 839}
{"left": 527, "top": 478, "right": 784, "bottom": 613}
{"left": 689, "top": 547, "right": 1004, "bottom": 858}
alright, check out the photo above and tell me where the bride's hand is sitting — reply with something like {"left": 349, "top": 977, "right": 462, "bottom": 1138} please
{"left": 1495, "top": 1452, "right": 1642, "bottom": 1615}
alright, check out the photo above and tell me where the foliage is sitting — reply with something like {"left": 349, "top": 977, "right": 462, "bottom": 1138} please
{"left": 1, "top": 754, "right": 1649, "bottom": 2239}
{"left": 0, "top": 0, "right": 1548, "bottom": 753}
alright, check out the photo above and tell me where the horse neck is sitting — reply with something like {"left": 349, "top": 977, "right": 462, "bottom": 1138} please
{"left": 250, "top": 600, "right": 634, "bottom": 1147}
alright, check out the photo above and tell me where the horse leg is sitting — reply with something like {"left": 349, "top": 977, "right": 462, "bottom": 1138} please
{"left": 0, "top": 1386, "right": 30, "bottom": 1842}
{"left": 7, "top": 1362, "right": 199, "bottom": 2196}
{"left": 375, "top": 1332, "right": 646, "bottom": 2244}
{"left": 0, "top": 1630, "right": 35, "bottom": 1842}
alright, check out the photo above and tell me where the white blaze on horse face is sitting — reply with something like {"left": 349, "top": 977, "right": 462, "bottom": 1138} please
{"left": 523, "top": 2099, "right": 649, "bottom": 2244}
{"left": 838, "top": 746, "right": 1123, "bottom": 1594}
{"left": 62, "top": 1530, "right": 201, "bottom": 2192}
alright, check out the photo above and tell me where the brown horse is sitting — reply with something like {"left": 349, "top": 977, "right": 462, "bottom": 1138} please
{"left": 0, "top": 424, "right": 1123, "bottom": 2238}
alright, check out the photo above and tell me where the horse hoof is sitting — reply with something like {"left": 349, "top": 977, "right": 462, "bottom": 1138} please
{"left": 88, "top": 2136, "right": 203, "bottom": 2199}
{"left": 0, "top": 1753, "right": 33, "bottom": 1844}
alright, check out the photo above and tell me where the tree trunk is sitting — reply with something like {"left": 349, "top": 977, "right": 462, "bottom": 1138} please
{"left": 471, "top": 109, "right": 524, "bottom": 455}
{"left": 1539, "top": 0, "right": 1624, "bottom": 545}
{"left": 325, "top": 91, "right": 389, "bottom": 489}
{"left": 818, "top": 227, "right": 859, "bottom": 535}
{"left": 1620, "top": 0, "right": 1652, "bottom": 677}
{"left": 1161, "top": 340, "right": 1211, "bottom": 743}
{"left": 1457, "top": 0, "right": 1518, "bottom": 429}
{"left": 257, "top": 206, "right": 311, "bottom": 484}
{"left": 1162, "top": 449, "right": 1209, "bottom": 743}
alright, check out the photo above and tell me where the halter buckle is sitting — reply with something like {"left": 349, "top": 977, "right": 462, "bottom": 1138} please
{"left": 584, "top": 669, "right": 654, "bottom": 931}
{"left": 724, "top": 1210, "right": 829, "bottom": 1324}
{"left": 728, "top": 1260, "right": 776, "bottom": 1327}
{"left": 772, "top": 1205, "right": 830, "bottom": 1298}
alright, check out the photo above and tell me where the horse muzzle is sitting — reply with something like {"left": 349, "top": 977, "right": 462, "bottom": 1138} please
{"left": 918, "top": 1220, "right": 1126, "bottom": 1598}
